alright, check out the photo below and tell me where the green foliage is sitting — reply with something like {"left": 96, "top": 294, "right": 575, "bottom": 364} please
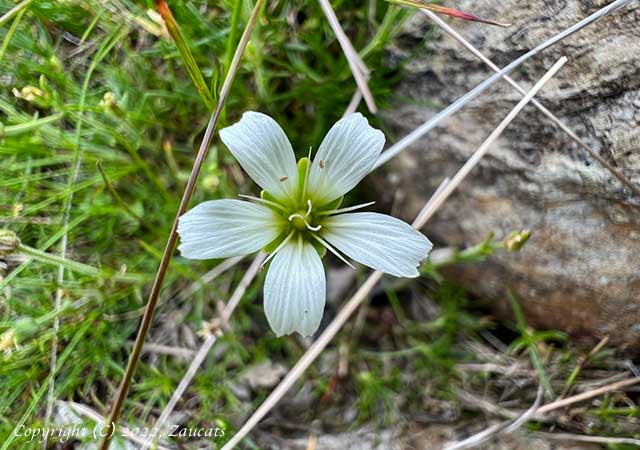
{"left": 506, "top": 291, "right": 567, "bottom": 399}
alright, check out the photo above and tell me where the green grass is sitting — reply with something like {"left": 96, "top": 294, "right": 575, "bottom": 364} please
{"left": 1, "top": 1, "right": 638, "bottom": 449}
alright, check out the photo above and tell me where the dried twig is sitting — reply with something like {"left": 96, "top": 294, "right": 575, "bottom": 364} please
{"left": 537, "top": 376, "right": 640, "bottom": 415}
{"left": 134, "top": 342, "right": 195, "bottom": 359}
{"left": 317, "top": 0, "right": 377, "bottom": 113}
{"left": 220, "top": 58, "right": 566, "bottom": 449}
{"left": 408, "top": 58, "right": 567, "bottom": 225}
{"left": 343, "top": 89, "right": 364, "bottom": 117}
{"left": 372, "top": 0, "right": 633, "bottom": 170}
{"left": 98, "top": 2, "right": 266, "bottom": 448}
{"left": 443, "top": 422, "right": 506, "bottom": 450}
{"left": 421, "top": 9, "right": 640, "bottom": 199}
{"left": 505, "top": 383, "right": 544, "bottom": 433}
{"left": 177, "top": 255, "right": 245, "bottom": 301}
{"left": 534, "top": 432, "right": 640, "bottom": 446}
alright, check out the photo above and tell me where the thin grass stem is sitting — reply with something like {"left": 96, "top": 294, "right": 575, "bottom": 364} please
{"left": 156, "top": 0, "right": 215, "bottom": 110}
{"left": 0, "top": 0, "right": 31, "bottom": 27}
{"left": 44, "top": 27, "right": 126, "bottom": 449}
{"left": 0, "top": 4, "right": 26, "bottom": 62}
{"left": 17, "top": 243, "right": 142, "bottom": 282}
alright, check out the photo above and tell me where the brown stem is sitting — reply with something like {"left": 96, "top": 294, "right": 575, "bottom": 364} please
{"left": 97, "top": 1, "right": 265, "bottom": 449}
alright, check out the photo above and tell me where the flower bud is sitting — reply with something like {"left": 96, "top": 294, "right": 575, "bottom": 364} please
{"left": 0, "top": 329, "right": 17, "bottom": 354}
{"left": 100, "top": 91, "right": 117, "bottom": 109}
{"left": 12, "top": 86, "right": 44, "bottom": 102}
{"left": 0, "top": 318, "right": 39, "bottom": 354}
{"left": 504, "top": 230, "right": 531, "bottom": 252}
{"left": 100, "top": 92, "right": 125, "bottom": 117}
{"left": 0, "top": 230, "right": 20, "bottom": 256}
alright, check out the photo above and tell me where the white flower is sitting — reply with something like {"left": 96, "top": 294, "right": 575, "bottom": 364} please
{"left": 178, "top": 112, "right": 433, "bottom": 337}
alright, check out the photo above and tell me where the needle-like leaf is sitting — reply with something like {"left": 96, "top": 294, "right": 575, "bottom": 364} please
{"left": 387, "top": 0, "right": 512, "bottom": 27}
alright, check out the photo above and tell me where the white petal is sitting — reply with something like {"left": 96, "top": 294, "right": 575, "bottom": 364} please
{"left": 264, "top": 238, "right": 326, "bottom": 337}
{"left": 306, "top": 113, "right": 385, "bottom": 205}
{"left": 177, "top": 200, "right": 283, "bottom": 259}
{"left": 320, "top": 212, "right": 432, "bottom": 277}
{"left": 219, "top": 112, "right": 298, "bottom": 202}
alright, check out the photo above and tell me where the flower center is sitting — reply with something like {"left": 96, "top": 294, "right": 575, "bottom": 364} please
{"left": 286, "top": 200, "right": 321, "bottom": 232}
{"left": 289, "top": 211, "right": 311, "bottom": 231}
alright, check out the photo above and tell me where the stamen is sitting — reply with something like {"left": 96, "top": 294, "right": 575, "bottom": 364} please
{"left": 313, "top": 157, "right": 330, "bottom": 199}
{"left": 309, "top": 233, "right": 355, "bottom": 270}
{"left": 238, "top": 194, "right": 287, "bottom": 213}
{"left": 260, "top": 229, "right": 296, "bottom": 269}
{"left": 288, "top": 213, "right": 321, "bottom": 232}
{"left": 279, "top": 175, "right": 289, "bottom": 182}
{"left": 315, "top": 201, "right": 376, "bottom": 216}
{"left": 305, "top": 199, "right": 313, "bottom": 217}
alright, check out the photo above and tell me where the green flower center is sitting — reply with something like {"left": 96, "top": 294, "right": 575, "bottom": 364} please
{"left": 256, "top": 156, "right": 359, "bottom": 270}
{"left": 258, "top": 156, "right": 341, "bottom": 259}
{"left": 289, "top": 210, "right": 314, "bottom": 231}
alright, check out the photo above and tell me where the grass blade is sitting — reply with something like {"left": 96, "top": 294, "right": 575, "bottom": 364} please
{"left": 156, "top": 0, "right": 215, "bottom": 111}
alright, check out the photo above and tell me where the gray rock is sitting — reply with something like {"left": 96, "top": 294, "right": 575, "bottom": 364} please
{"left": 382, "top": 1, "right": 640, "bottom": 347}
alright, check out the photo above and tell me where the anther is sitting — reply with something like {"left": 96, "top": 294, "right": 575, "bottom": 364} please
{"left": 279, "top": 175, "right": 289, "bottom": 182}
{"left": 319, "top": 159, "right": 325, "bottom": 169}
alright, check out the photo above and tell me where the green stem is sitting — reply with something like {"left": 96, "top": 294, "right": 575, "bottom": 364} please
{"left": 96, "top": 160, "right": 144, "bottom": 223}
{"left": 0, "top": 4, "right": 26, "bottom": 62}
{"left": 17, "top": 243, "right": 143, "bottom": 283}
{"left": 0, "top": 0, "right": 32, "bottom": 27}
{"left": 2, "top": 113, "right": 64, "bottom": 137}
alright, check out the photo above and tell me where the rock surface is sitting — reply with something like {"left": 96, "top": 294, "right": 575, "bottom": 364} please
{"left": 382, "top": 1, "right": 640, "bottom": 347}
